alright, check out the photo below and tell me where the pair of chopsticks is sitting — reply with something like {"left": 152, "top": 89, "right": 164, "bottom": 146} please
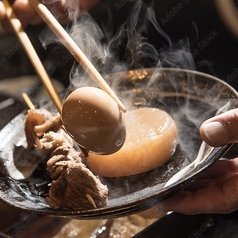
{"left": 2, "top": 0, "right": 126, "bottom": 113}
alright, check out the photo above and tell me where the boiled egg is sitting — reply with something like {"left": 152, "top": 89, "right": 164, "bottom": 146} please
{"left": 61, "top": 87, "right": 126, "bottom": 155}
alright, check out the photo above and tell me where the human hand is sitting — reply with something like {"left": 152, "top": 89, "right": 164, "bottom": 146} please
{"left": 0, "top": 2, "right": 5, "bottom": 19}
{"left": 0, "top": 0, "right": 100, "bottom": 31}
{"left": 160, "top": 108, "right": 238, "bottom": 214}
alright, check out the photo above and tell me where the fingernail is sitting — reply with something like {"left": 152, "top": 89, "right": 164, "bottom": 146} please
{"left": 203, "top": 121, "right": 226, "bottom": 143}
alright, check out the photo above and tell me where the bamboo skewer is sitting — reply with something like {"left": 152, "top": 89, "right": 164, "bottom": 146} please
{"left": 2, "top": 0, "right": 62, "bottom": 114}
{"left": 28, "top": 0, "right": 127, "bottom": 113}
{"left": 22, "top": 92, "right": 35, "bottom": 110}
{"left": 86, "top": 194, "right": 97, "bottom": 209}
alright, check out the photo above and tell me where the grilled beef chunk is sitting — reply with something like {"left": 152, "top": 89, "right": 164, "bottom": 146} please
{"left": 24, "top": 108, "right": 108, "bottom": 209}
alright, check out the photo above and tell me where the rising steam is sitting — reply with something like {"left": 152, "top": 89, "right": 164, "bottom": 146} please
{"left": 39, "top": 0, "right": 196, "bottom": 92}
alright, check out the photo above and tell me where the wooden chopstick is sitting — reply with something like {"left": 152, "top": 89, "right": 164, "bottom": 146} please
{"left": 2, "top": 0, "right": 63, "bottom": 114}
{"left": 28, "top": 0, "right": 127, "bottom": 113}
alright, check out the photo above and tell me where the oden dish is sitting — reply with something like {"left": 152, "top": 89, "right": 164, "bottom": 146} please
{"left": 87, "top": 107, "right": 178, "bottom": 177}
{"left": 1, "top": 68, "right": 237, "bottom": 219}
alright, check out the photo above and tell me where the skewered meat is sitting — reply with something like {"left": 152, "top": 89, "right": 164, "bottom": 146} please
{"left": 47, "top": 146, "right": 83, "bottom": 179}
{"left": 46, "top": 162, "right": 108, "bottom": 209}
{"left": 36, "top": 129, "right": 73, "bottom": 152}
{"left": 24, "top": 108, "right": 52, "bottom": 149}
{"left": 34, "top": 114, "right": 62, "bottom": 137}
{"left": 24, "top": 108, "right": 108, "bottom": 209}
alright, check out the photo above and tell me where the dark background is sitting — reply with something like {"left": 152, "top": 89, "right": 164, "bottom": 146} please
{"left": 1, "top": 0, "right": 238, "bottom": 90}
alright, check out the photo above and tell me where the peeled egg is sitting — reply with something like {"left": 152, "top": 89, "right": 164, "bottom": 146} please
{"left": 61, "top": 87, "right": 126, "bottom": 155}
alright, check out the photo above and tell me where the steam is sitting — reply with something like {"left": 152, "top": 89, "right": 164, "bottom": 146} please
{"left": 68, "top": 14, "right": 116, "bottom": 89}
{"left": 42, "top": 0, "right": 80, "bottom": 21}
{"left": 38, "top": 0, "right": 234, "bottom": 141}
{"left": 39, "top": 0, "right": 196, "bottom": 92}
{"left": 37, "top": 0, "right": 233, "bottom": 133}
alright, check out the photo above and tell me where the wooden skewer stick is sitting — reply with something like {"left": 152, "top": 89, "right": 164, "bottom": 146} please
{"left": 86, "top": 194, "right": 97, "bottom": 209}
{"left": 2, "top": 0, "right": 62, "bottom": 114}
{"left": 28, "top": 0, "right": 127, "bottom": 113}
{"left": 21, "top": 92, "right": 41, "bottom": 145}
{"left": 22, "top": 93, "right": 35, "bottom": 110}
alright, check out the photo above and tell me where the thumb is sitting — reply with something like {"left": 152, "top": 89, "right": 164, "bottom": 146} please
{"left": 200, "top": 108, "right": 238, "bottom": 147}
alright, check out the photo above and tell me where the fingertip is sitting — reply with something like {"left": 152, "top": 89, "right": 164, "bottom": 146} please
{"left": 0, "top": 1, "right": 6, "bottom": 20}
{"left": 200, "top": 108, "right": 238, "bottom": 146}
{"left": 11, "top": 0, "right": 42, "bottom": 27}
{"left": 200, "top": 121, "right": 227, "bottom": 146}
